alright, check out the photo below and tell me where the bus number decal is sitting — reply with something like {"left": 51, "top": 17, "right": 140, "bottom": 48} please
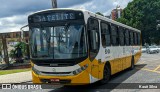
{"left": 105, "top": 49, "right": 110, "bottom": 54}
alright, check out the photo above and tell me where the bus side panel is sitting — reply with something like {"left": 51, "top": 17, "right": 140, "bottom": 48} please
{"left": 125, "top": 55, "right": 132, "bottom": 69}
{"left": 134, "top": 51, "right": 141, "bottom": 64}
{"left": 121, "top": 56, "right": 127, "bottom": 70}
{"left": 110, "top": 58, "right": 123, "bottom": 75}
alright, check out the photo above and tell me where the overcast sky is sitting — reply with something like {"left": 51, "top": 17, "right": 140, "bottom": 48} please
{"left": 0, "top": 0, "right": 132, "bottom": 33}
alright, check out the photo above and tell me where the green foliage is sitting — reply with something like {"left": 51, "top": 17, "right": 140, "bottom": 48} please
{"left": 117, "top": 0, "right": 160, "bottom": 45}
{"left": 9, "top": 42, "right": 27, "bottom": 58}
{"left": 96, "top": 12, "right": 104, "bottom": 16}
{"left": 0, "top": 68, "right": 30, "bottom": 75}
{"left": 9, "top": 49, "right": 16, "bottom": 58}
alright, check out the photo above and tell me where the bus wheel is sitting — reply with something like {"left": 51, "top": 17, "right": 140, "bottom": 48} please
{"left": 130, "top": 56, "right": 135, "bottom": 70}
{"left": 100, "top": 64, "right": 111, "bottom": 84}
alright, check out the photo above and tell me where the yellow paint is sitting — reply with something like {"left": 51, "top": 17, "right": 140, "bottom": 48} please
{"left": 109, "top": 51, "right": 141, "bottom": 75}
{"left": 90, "top": 59, "right": 100, "bottom": 79}
{"left": 153, "top": 65, "right": 160, "bottom": 71}
{"left": 110, "top": 58, "right": 123, "bottom": 75}
{"left": 136, "top": 67, "right": 160, "bottom": 74}
{"left": 98, "top": 61, "right": 106, "bottom": 80}
{"left": 126, "top": 56, "right": 132, "bottom": 68}
{"left": 32, "top": 71, "right": 41, "bottom": 83}
{"left": 134, "top": 52, "right": 142, "bottom": 64}
{"left": 78, "top": 58, "right": 91, "bottom": 75}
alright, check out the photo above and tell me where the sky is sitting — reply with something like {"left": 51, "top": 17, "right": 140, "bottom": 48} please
{"left": 0, "top": 0, "right": 133, "bottom": 33}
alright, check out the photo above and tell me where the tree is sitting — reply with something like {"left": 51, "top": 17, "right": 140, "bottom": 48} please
{"left": 96, "top": 12, "right": 104, "bottom": 16}
{"left": 117, "top": 0, "right": 160, "bottom": 45}
{"left": 9, "top": 42, "right": 27, "bottom": 59}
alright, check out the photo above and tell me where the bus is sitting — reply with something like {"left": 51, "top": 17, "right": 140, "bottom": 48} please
{"left": 28, "top": 8, "right": 142, "bottom": 84}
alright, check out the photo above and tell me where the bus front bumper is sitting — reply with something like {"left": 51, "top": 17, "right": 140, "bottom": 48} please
{"left": 31, "top": 70, "right": 91, "bottom": 85}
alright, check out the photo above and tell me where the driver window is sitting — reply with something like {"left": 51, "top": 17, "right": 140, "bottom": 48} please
{"left": 88, "top": 18, "right": 100, "bottom": 60}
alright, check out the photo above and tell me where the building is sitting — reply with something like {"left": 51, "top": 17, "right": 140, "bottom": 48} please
{"left": 111, "top": 6, "right": 123, "bottom": 20}
{"left": 0, "top": 31, "right": 29, "bottom": 43}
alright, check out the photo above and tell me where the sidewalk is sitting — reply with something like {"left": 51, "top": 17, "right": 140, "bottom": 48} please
{"left": 0, "top": 71, "right": 32, "bottom": 83}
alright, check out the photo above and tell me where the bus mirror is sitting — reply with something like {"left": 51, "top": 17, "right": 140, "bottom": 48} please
{"left": 20, "top": 25, "right": 28, "bottom": 44}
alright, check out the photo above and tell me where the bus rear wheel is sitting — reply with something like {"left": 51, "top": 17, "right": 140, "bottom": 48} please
{"left": 100, "top": 64, "right": 111, "bottom": 84}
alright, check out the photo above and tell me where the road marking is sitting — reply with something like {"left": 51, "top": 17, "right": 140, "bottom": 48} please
{"left": 153, "top": 65, "right": 160, "bottom": 71}
{"left": 136, "top": 67, "right": 160, "bottom": 74}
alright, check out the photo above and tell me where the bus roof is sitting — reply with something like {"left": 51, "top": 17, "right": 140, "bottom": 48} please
{"left": 29, "top": 8, "right": 141, "bottom": 33}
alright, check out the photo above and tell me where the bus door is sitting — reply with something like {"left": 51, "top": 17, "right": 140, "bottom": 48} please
{"left": 88, "top": 18, "right": 100, "bottom": 79}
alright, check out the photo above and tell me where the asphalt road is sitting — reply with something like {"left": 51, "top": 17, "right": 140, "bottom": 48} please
{"left": 1, "top": 53, "right": 160, "bottom": 92}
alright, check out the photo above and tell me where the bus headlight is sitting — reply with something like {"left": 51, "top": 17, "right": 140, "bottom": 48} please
{"left": 32, "top": 66, "right": 41, "bottom": 75}
{"left": 72, "top": 64, "right": 88, "bottom": 75}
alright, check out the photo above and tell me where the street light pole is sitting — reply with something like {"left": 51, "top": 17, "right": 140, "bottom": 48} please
{"left": 51, "top": 0, "right": 57, "bottom": 8}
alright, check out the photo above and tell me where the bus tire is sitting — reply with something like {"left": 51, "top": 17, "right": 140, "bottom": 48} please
{"left": 100, "top": 63, "right": 111, "bottom": 84}
{"left": 130, "top": 56, "right": 135, "bottom": 70}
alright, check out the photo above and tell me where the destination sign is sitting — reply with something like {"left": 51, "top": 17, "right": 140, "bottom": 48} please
{"left": 29, "top": 12, "right": 83, "bottom": 23}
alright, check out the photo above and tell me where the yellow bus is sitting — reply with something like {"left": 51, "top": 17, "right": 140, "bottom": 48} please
{"left": 28, "top": 8, "right": 142, "bottom": 84}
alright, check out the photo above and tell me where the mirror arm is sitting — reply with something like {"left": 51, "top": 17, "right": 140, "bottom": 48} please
{"left": 20, "top": 25, "right": 28, "bottom": 42}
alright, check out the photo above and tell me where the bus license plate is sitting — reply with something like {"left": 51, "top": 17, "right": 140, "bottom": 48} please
{"left": 50, "top": 78, "right": 59, "bottom": 82}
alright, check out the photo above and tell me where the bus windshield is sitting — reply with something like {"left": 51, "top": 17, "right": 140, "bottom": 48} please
{"left": 30, "top": 24, "right": 87, "bottom": 59}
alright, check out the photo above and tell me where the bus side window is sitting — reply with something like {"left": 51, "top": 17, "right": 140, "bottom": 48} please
{"left": 101, "top": 22, "right": 111, "bottom": 47}
{"left": 132, "top": 31, "right": 135, "bottom": 45}
{"left": 134, "top": 32, "right": 137, "bottom": 45}
{"left": 125, "top": 30, "right": 129, "bottom": 46}
{"left": 111, "top": 25, "right": 119, "bottom": 46}
{"left": 119, "top": 27, "right": 125, "bottom": 46}
{"left": 129, "top": 31, "right": 133, "bottom": 45}
{"left": 137, "top": 33, "right": 141, "bottom": 45}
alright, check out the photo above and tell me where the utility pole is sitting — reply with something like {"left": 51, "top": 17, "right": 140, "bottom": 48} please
{"left": 51, "top": 0, "right": 57, "bottom": 8}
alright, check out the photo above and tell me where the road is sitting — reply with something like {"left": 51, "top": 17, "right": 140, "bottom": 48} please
{"left": 1, "top": 53, "right": 160, "bottom": 92}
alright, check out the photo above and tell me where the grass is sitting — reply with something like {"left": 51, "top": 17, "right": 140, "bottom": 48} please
{"left": 0, "top": 68, "right": 31, "bottom": 75}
